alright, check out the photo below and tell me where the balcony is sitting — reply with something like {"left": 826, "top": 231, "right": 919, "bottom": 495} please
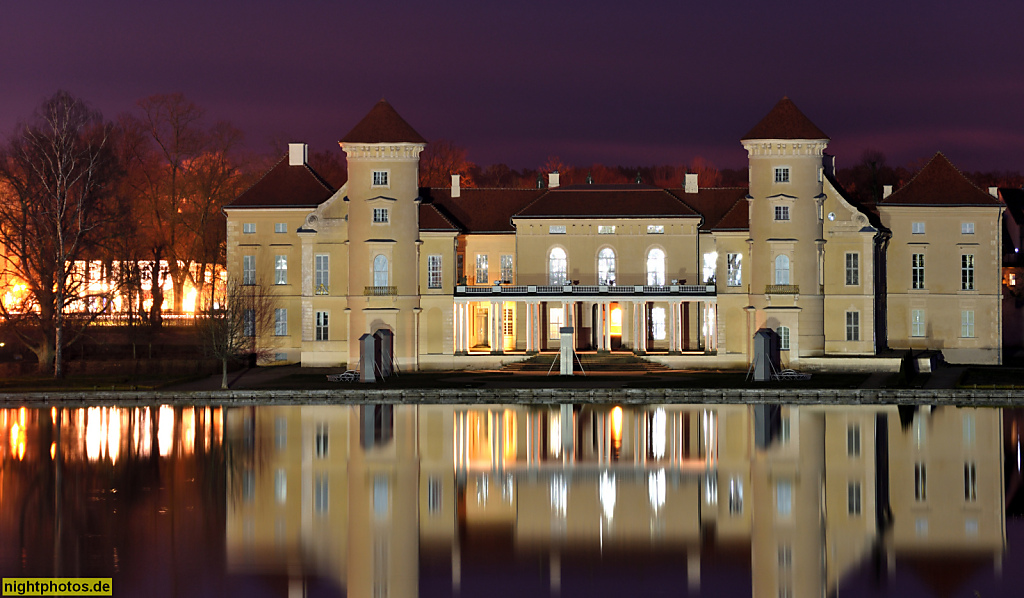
{"left": 364, "top": 286, "right": 397, "bottom": 296}
{"left": 454, "top": 283, "right": 716, "bottom": 298}
{"left": 764, "top": 284, "right": 800, "bottom": 294}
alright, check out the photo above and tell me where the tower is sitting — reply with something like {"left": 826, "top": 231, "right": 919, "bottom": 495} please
{"left": 341, "top": 100, "right": 427, "bottom": 372}
{"left": 742, "top": 97, "right": 829, "bottom": 360}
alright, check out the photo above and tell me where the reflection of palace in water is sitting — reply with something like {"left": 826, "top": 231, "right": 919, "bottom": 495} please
{"left": 223, "top": 403, "right": 1011, "bottom": 598}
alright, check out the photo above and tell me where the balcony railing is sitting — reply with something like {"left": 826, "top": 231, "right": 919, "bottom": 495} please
{"left": 364, "top": 286, "right": 397, "bottom": 296}
{"left": 455, "top": 283, "right": 716, "bottom": 298}
{"left": 765, "top": 284, "right": 800, "bottom": 294}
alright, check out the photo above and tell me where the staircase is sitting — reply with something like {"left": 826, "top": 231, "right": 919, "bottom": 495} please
{"left": 501, "top": 353, "right": 669, "bottom": 373}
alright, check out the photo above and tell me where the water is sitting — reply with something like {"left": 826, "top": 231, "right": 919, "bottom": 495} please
{"left": 1, "top": 403, "right": 1021, "bottom": 597}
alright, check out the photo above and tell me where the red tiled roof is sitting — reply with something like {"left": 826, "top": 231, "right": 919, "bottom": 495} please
{"left": 226, "top": 156, "right": 335, "bottom": 209}
{"left": 418, "top": 202, "right": 460, "bottom": 231}
{"left": 670, "top": 188, "right": 749, "bottom": 230}
{"left": 879, "top": 152, "right": 1002, "bottom": 206}
{"left": 423, "top": 188, "right": 543, "bottom": 233}
{"left": 515, "top": 185, "right": 700, "bottom": 219}
{"left": 741, "top": 97, "right": 829, "bottom": 141}
{"left": 341, "top": 100, "right": 427, "bottom": 144}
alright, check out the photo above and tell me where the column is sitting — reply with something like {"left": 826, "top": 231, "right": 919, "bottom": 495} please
{"left": 525, "top": 302, "right": 534, "bottom": 353}
{"left": 603, "top": 302, "right": 612, "bottom": 352}
{"left": 491, "top": 300, "right": 503, "bottom": 354}
{"left": 669, "top": 300, "right": 678, "bottom": 353}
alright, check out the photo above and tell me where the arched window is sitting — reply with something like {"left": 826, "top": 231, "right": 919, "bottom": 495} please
{"left": 774, "top": 255, "right": 790, "bottom": 285}
{"left": 549, "top": 247, "right": 567, "bottom": 285}
{"left": 777, "top": 326, "right": 790, "bottom": 351}
{"left": 647, "top": 248, "right": 666, "bottom": 286}
{"left": 373, "top": 254, "right": 389, "bottom": 287}
{"left": 598, "top": 247, "right": 616, "bottom": 285}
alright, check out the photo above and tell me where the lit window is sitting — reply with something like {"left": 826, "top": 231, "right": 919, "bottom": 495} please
{"left": 914, "top": 463, "right": 927, "bottom": 501}
{"left": 846, "top": 311, "right": 860, "bottom": 341}
{"left": 647, "top": 248, "right": 666, "bottom": 285}
{"left": 651, "top": 307, "right": 666, "bottom": 340}
{"left": 912, "top": 254, "right": 925, "bottom": 289}
{"left": 777, "top": 326, "right": 790, "bottom": 351}
{"left": 427, "top": 255, "right": 442, "bottom": 289}
{"left": 774, "top": 255, "right": 790, "bottom": 285}
{"left": 962, "top": 222, "right": 975, "bottom": 234}
{"left": 373, "top": 207, "right": 389, "bottom": 223}
{"left": 774, "top": 167, "right": 790, "bottom": 183}
{"left": 847, "top": 423, "right": 861, "bottom": 457}
{"left": 962, "top": 310, "right": 975, "bottom": 338}
{"left": 242, "top": 222, "right": 255, "bottom": 234}
{"left": 242, "top": 255, "right": 255, "bottom": 285}
{"left": 964, "top": 463, "right": 977, "bottom": 501}
{"left": 475, "top": 254, "right": 488, "bottom": 285}
{"left": 727, "top": 253, "right": 742, "bottom": 286}
{"left": 598, "top": 248, "right": 616, "bottom": 285}
{"left": 647, "top": 225, "right": 664, "bottom": 234}
{"left": 548, "top": 307, "right": 564, "bottom": 339}
{"left": 848, "top": 481, "right": 861, "bottom": 516}
{"left": 372, "top": 170, "right": 388, "bottom": 186}
{"left": 912, "top": 221, "right": 925, "bottom": 234}
{"left": 275, "top": 308, "right": 287, "bottom": 336}
{"left": 598, "top": 225, "right": 615, "bottom": 234}
{"left": 774, "top": 205, "right": 790, "bottom": 221}
{"left": 845, "top": 253, "right": 859, "bottom": 285}
{"left": 315, "top": 311, "right": 329, "bottom": 341}
{"left": 275, "top": 222, "right": 287, "bottom": 233}
{"left": 911, "top": 309, "right": 925, "bottom": 337}
{"left": 549, "top": 225, "right": 566, "bottom": 234}
{"left": 500, "top": 254, "right": 514, "bottom": 282}
{"left": 374, "top": 255, "right": 388, "bottom": 287}
{"left": 549, "top": 247, "right": 567, "bottom": 285}
{"left": 275, "top": 255, "right": 287, "bottom": 285}
{"left": 962, "top": 254, "right": 974, "bottom": 290}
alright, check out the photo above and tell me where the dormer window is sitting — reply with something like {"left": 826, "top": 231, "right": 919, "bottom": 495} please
{"left": 774, "top": 205, "right": 790, "bottom": 221}
{"left": 774, "top": 167, "right": 790, "bottom": 183}
{"left": 373, "top": 208, "right": 389, "bottom": 223}
{"left": 372, "top": 170, "right": 389, "bottom": 187}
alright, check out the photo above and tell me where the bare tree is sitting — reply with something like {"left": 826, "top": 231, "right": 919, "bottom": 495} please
{"left": 199, "top": 279, "right": 277, "bottom": 389}
{"left": 420, "top": 139, "right": 475, "bottom": 187}
{"left": 0, "top": 91, "right": 119, "bottom": 376}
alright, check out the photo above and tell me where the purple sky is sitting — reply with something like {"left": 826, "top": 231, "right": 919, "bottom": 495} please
{"left": 2, "top": 1, "right": 1023, "bottom": 173}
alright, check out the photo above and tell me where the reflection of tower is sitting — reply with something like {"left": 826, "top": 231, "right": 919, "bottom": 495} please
{"left": 743, "top": 98, "right": 829, "bottom": 360}
{"left": 341, "top": 100, "right": 426, "bottom": 371}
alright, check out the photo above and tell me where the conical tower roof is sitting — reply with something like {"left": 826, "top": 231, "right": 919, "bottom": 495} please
{"left": 341, "top": 99, "right": 426, "bottom": 144}
{"left": 742, "top": 97, "right": 829, "bottom": 141}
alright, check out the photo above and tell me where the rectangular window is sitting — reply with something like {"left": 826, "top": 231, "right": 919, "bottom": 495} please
{"left": 243, "top": 309, "right": 255, "bottom": 337}
{"left": 549, "top": 307, "right": 564, "bottom": 339}
{"left": 549, "top": 224, "right": 566, "bottom": 234}
{"left": 651, "top": 307, "right": 666, "bottom": 340}
{"left": 427, "top": 255, "right": 442, "bottom": 289}
{"left": 242, "top": 222, "right": 255, "bottom": 234}
{"left": 774, "top": 205, "right": 790, "bottom": 221}
{"left": 647, "top": 224, "right": 664, "bottom": 234}
{"left": 598, "top": 225, "right": 615, "bottom": 234}
{"left": 727, "top": 253, "right": 742, "bottom": 287}
{"left": 774, "top": 167, "right": 790, "bottom": 183}
{"left": 372, "top": 170, "right": 388, "bottom": 186}
{"left": 848, "top": 481, "right": 862, "bottom": 516}
{"left": 912, "top": 221, "right": 925, "bottom": 234}
{"left": 275, "top": 222, "right": 287, "bottom": 233}
{"left": 962, "top": 254, "right": 975, "bottom": 290}
{"left": 275, "top": 255, "right": 287, "bottom": 285}
{"left": 315, "top": 254, "right": 329, "bottom": 294}
{"left": 964, "top": 463, "right": 977, "bottom": 501}
{"left": 845, "top": 253, "right": 859, "bottom": 285}
{"left": 846, "top": 311, "right": 860, "bottom": 341}
{"left": 776, "top": 481, "right": 792, "bottom": 518}
{"left": 315, "top": 311, "right": 329, "bottom": 341}
{"left": 475, "top": 254, "right": 488, "bottom": 285}
{"left": 315, "top": 422, "right": 329, "bottom": 458}
{"left": 456, "top": 254, "right": 465, "bottom": 283}
{"left": 847, "top": 423, "right": 861, "bottom": 457}
{"left": 962, "top": 222, "right": 975, "bottom": 234}
{"left": 500, "top": 254, "right": 514, "bottom": 282}
{"left": 242, "top": 255, "right": 255, "bottom": 285}
{"left": 274, "top": 308, "right": 287, "bottom": 336}
{"left": 373, "top": 207, "right": 389, "bottom": 223}
{"left": 961, "top": 310, "right": 975, "bottom": 338}
{"left": 777, "top": 326, "right": 790, "bottom": 351}
{"left": 503, "top": 306, "right": 514, "bottom": 336}
{"left": 915, "top": 463, "right": 927, "bottom": 501}
{"left": 912, "top": 254, "right": 925, "bottom": 289}
{"left": 911, "top": 309, "right": 925, "bottom": 337}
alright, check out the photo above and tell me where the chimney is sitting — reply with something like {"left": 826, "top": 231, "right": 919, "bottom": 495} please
{"left": 989, "top": 186, "right": 999, "bottom": 198}
{"left": 451, "top": 174, "right": 461, "bottom": 198}
{"left": 288, "top": 143, "right": 307, "bottom": 166}
{"left": 883, "top": 185, "right": 893, "bottom": 198}
{"left": 548, "top": 171, "right": 560, "bottom": 189}
{"left": 684, "top": 173, "right": 698, "bottom": 194}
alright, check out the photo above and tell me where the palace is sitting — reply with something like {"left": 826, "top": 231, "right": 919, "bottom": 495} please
{"left": 224, "top": 98, "right": 1011, "bottom": 370}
